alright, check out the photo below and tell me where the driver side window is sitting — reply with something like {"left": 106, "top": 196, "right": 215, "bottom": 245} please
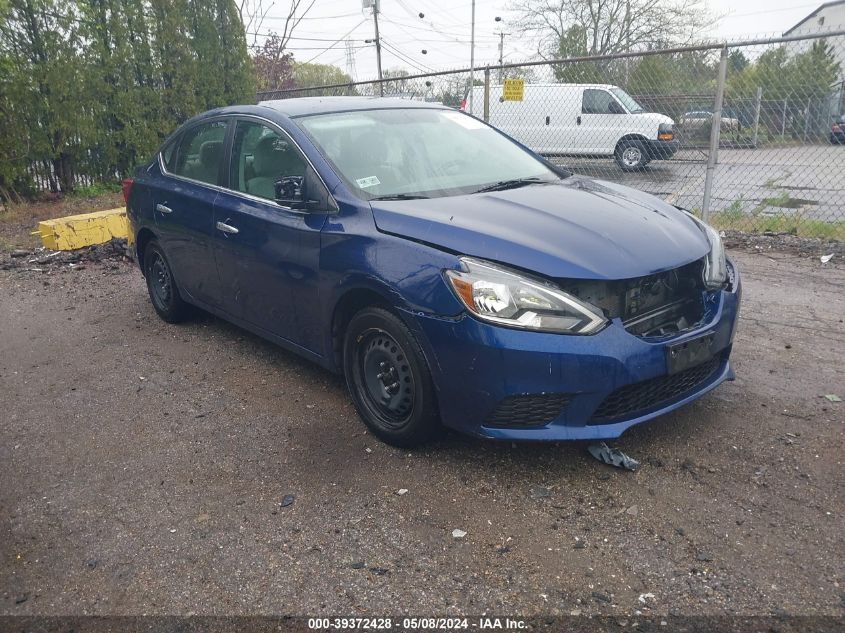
{"left": 582, "top": 89, "right": 618, "bottom": 115}
{"left": 230, "top": 121, "right": 307, "bottom": 201}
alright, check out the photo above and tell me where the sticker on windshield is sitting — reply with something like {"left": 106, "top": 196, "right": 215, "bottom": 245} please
{"left": 356, "top": 176, "right": 381, "bottom": 189}
{"left": 442, "top": 111, "right": 484, "bottom": 130}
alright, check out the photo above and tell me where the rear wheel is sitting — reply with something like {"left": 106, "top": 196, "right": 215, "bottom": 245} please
{"left": 343, "top": 307, "right": 440, "bottom": 447}
{"left": 615, "top": 140, "right": 649, "bottom": 171}
{"left": 143, "top": 240, "right": 191, "bottom": 323}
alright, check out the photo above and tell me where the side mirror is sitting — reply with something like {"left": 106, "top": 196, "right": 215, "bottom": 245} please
{"left": 274, "top": 175, "right": 306, "bottom": 209}
{"left": 608, "top": 101, "right": 625, "bottom": 115}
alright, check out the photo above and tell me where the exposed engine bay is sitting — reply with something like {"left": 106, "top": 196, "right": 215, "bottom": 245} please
{"left": 561, "top": 259, "right": 710, "bottom": 337}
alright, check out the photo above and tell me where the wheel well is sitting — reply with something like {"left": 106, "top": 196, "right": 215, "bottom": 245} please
{"left": 135, "top": 228, "right": 156, "bottom": 272}
{"left": 615, "top": 134, "right": 649, "bottom": 153}
{"left": 331, "top": 288, "right": 392, "bottom": 371}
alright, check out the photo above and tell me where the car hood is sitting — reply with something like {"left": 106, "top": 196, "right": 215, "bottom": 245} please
{"left": 638, "top": 112, "right": 674, "bottom": 126}
{"left": 370, "top": 176, "right": 709, "bottom": 280}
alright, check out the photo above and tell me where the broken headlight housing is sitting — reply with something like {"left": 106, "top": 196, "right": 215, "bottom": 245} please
{"left": 687, "top": 213, "right": 727, "bottom": 290}
{"left": 445, "top": 258, "right": 607, "bottom": 334}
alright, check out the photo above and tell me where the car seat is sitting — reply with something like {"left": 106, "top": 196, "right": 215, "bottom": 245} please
{"left": 246, "top": 135, "right": 303, "bottom": 200}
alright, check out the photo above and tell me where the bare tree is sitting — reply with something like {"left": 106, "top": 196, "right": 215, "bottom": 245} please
{"left": 238, "top": 0, "right": 317, "bottom": 54}
{"left": 510, "top": 0, "right": 715, "bottom": 60}
{"left": 239, "top": 0, "right": 271, "bottom": 49}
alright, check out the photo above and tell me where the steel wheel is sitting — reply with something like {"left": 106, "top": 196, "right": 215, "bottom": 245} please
{"left": 143, "top": 239, "right": 191, "bottom": 323}
{"left": 357, "top": 329, "right": 415, "bottom": 428}
{"left": 343, "top": 307, "right": 440, "bottom": 447}
{"left": 149, "top": 252, "right": 173, "bottom": 311}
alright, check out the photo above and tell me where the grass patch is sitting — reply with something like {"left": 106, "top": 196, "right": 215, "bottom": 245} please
{"left": 711, "top": 210, "right": 845, "bottom": 240}
{"left": 71, "top": 182, "right": 122, "bottom": 198}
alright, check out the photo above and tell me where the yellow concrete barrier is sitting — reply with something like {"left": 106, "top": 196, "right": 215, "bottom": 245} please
{"left": 35, "top": 207, "right": 130, "bottom": 251}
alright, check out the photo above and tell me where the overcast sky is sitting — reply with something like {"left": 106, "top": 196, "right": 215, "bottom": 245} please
{"left": 263, "top": 0, "right": 833, "bottom": 80}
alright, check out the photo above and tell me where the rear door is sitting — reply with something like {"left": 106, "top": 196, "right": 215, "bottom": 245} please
{"left": 211, "top": 117, "right": 332, "bottom": 353}
{"left": 152, "top": 119, "right": 228, "bottom": 306}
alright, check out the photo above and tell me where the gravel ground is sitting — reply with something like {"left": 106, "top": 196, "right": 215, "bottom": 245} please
{"left": 0, "top": 246, "right": 843, "bottom": 617}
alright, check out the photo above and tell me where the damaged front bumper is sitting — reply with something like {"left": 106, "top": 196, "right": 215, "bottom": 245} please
{"left": 409, "top": 259, "right": 741, "bottom": 441}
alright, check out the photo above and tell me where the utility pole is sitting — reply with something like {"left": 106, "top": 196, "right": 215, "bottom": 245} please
{"left": 494, "top": 16, "right": 504, "bottom": 84}
{"left": 469, "top": 0, "right": 475, "bottom": 113}
{"left": 374, "top": 0, "right": 383, "bottom": 96}
{"left": 365, "top": 0, "right": 384, "bottom": 95}
{"left": 498, "top": 32, "right": 504, "bottom": 83}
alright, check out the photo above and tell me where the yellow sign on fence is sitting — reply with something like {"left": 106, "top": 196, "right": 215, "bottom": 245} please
{"left": 502, "top": 79, "right": 524, "bottom": 102}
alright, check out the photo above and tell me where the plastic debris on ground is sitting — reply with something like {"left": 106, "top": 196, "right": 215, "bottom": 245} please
{"left": 587, "top": 442, "right": 640, "bottom": 471}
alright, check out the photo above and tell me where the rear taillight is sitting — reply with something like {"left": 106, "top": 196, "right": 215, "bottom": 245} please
{"left": 122, "top": 178, "right": 133, "bottom": 205}
{"left": 459, "top": 98, "right": 467, "bottom": 111}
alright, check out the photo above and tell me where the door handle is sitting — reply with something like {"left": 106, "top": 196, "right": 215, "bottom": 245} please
{"left": 545, "top": 116, "right": 550, "bottom": 125}
{"left": 216, "top": 221, "right": 239, "bottom": 235}
{"left": 577, "top": 115, "right": 582, "bottom": 125}
{"left": 156, "top": 203, "right": 173, "bottom": 214}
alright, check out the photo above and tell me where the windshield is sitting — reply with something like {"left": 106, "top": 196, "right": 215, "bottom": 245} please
{"left": 609, "top": 87, "right": 644, "bottom": 114}
{"left": 296, "top": 108, "right": 562, "bottom": 200}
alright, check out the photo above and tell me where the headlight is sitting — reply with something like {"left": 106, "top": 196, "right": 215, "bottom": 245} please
{"left": 444, "top": 258, "right": 607, "bottom": 334}
{"left": 687, "top": 213, "right": 727, "bottom": 290}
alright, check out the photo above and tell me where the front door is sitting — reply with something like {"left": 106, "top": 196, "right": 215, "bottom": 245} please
{"left": 151, "top": 119, "right": 228, "bottom": 306}
{"left": 574, "top": 88, "right": 626, "bottom": 155}
{"left": 212, "top": 119, "right": 330, "bottom": 354}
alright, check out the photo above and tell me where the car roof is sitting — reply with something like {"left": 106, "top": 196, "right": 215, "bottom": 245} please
{"left": 257, "top": 96, "right": 450, "bottom": 117}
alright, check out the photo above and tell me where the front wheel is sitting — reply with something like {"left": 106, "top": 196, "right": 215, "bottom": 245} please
{"left": 343, "top": 307, "right": 440, "bottom": 447}
{"left": 615, "top": 140, "right": 649, "bottom": 171}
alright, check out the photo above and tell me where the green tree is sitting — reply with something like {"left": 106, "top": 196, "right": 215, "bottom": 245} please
{"left": 294, "top": 62, "right": 353, "bottom": 91}
{"left": 553, "top": 25, "right": 604, "bottom": 83}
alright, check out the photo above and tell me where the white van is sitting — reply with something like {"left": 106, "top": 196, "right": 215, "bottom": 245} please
{"left": 463, "top": 83, "right": 679, "bottom": 171}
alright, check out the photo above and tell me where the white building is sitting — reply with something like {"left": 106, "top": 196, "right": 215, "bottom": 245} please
{"left": 784, "top": 1, "right": 845, "bottom": 114}
{"left": 784, "top": 1, "right": 845, "bottom": 68}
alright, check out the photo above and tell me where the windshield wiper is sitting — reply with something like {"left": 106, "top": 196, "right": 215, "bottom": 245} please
{"left": 369, "top": 193, "right": 430, "bottom": 201}
{"left": 471, "top": 177, "right": 548, "bottom": 194}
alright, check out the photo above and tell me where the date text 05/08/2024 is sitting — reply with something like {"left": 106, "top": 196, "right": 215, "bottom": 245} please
{"left": 307, "top": 617, "right": 527, "bottom": 630}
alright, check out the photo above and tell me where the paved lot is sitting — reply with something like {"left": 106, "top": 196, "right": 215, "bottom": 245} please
{"left": 1, "top": 249, "right": 843, "bottom": 616}
{"left": 557, "top": 144, "right": 845, "bottom": 221}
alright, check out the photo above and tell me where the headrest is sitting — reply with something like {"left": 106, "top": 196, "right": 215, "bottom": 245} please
{"left": 253, "top": 135, "right": 288, "bottom": 177}
{"left": 199, "top": 140, "right": 223, "bottom": 167}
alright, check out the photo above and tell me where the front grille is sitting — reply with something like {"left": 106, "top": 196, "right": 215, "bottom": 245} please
{"left": 590, "top": 357, "right": 721, "bottom": 423}
{"left": 485, "top": 393, "right": 572, "bottom": 428}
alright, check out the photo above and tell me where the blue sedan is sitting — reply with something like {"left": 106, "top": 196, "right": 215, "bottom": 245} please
{"left": 125, "top": 97, "right": 740, "bottom": 447}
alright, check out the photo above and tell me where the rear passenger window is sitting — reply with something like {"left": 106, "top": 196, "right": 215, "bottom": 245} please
{"left": 230, "top": 121, "right": 306, "bottom": 201}
{"left": 167, "top": 120, "right": 228, "bottom": 185}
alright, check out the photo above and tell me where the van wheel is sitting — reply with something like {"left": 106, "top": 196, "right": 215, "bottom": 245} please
{"left": 143, "top": 240, "right": 191, "bottom": 323}
{"left": 343, "top": 307, "right": 441, "bottom": 447}
{"left": 615, "top": 140, "right": 648, "bottom": 171}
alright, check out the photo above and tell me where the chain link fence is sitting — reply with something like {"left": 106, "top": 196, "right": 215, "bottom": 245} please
{"left": 258, "top": 28, "right": 845, "bottom": 239}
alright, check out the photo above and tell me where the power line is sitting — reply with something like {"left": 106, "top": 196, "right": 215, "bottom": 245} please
{"left": 246, "top": 32, "right": 367, "bottom": 42}
{"left": 249, "top": 42, "right": 370, "bottom": 51}
{"left": 380, "top": 38, "right": 434, "bottom": 72}
{"left": 261, "top": 12, "right": 363, "bottom": 21}
{"left": 379, "top": 13, "right": 497, "bottom": 42}
{"left": 303, "top": 19, "right": 369, "bottom": 64}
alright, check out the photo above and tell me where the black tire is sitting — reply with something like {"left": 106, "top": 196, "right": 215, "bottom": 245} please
{"left": 143, "top": 239, "right": 191, "bottom": 323}
{"left": 615, "top": 140, "right": 648, "bottom": 171}
{"left": 343, "top": 307, "right": 440, "bottom": 447}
